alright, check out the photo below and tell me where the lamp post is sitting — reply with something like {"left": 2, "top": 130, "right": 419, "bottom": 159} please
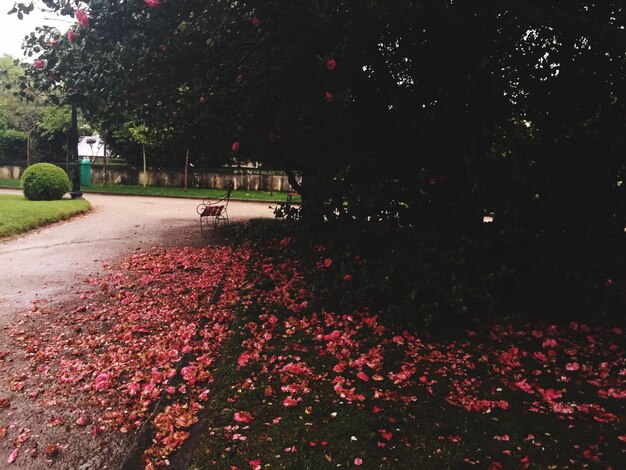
{"left": 69, "top": 102, "right": 83, "bottom": 199}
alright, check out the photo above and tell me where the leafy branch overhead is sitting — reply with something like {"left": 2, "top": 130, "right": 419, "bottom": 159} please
{"left": 13, "top": 1, "right": 626, "bottom": 270}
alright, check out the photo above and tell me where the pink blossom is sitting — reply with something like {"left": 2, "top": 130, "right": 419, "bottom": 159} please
{"left": 283, "top": 396, "right": 298, "bottom": 407}
{"left": 326, "top": 58, "right": 336, "bottom": 71}
{"left": 126, "top": 381, "right": 140, "bottom": 396}
{"left": 542, "top": 338, "right": 558, "bottom": 348}
{"left": 231, "top": 141, "right": 240, "bottom": 152}
{"left": 145, "top": 0, "right": 160, "bottom": 6}
{"left": 75, "top": 9, "right": 89, "bottom": 28}
{"left": 68, "top": 30, "right": 75, "bottom": 43}
{"left": 342, "top": 274, "right": 352, "bottom": 281}
{"left": 249, "top": 459, "right": 262, "bottom": 470}
{"left": 356, "top": 371, "right": 369, "bottom": 381}
{"left": 354, "top": 457, "right": 363, "bottom": 466}
{"left": 33, "top": 59, "right": 44, "bottom": 70}
{"left": 233, "top": 411, "right": 254, "bottom": 423}
{"left": 565, "top": 362, "right": 580, "bottom": 371}
{"left": 325, "top": 91, "right": 334, "bottom": 101}
{"left": 238, "top": 351, "right": 250, "bottom": 367}
{"left": 7, "top": 448, "right": 18, "bottom": 464}
{"left": 180, "top": 366, "right": 196, "bottom": 383}
{"left": 551, "top": 402, "right": 574, "bottom": 414}
{"left": 251, "top": 16, "right": 261, "bottom": 27}
{"left": 323, "top": 258, "right": 333, "bottom": 268}
{"left": 582, "top": 449, "right": 600, "bottom": 462}
{"left": 94, "top": 372, "right": 110, "bottom": 391}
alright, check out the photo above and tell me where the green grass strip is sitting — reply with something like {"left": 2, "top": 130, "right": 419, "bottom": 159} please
{"left": 0, "top": 178, "right": 298, "bottom": 203}
{"left": 0, "top": 178, "right": 20, "bottom": 188}
{"left": 0, "top": 194, "right": 91, "bottom": 239}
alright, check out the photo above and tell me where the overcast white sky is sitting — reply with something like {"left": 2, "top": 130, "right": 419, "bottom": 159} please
{"left": 0, "top": 2, "right": 72, "bottom": 60}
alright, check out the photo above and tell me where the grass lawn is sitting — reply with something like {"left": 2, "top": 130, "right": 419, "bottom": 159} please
{"left": 0, "top": 178, "right": 298, "bottom": 203}
{"left": 82, "top": 183, "right": 295, "bottom": 202}
{"left": 0, "top": 178, "right": 20, "bottom": 189}
{"left": 0, "top": 194, "right": 91, "bottom": 238}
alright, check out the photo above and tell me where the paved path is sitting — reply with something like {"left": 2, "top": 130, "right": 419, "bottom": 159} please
{"left": 0, "top": 190, "right": 274, "bottom": 469}
{"left": 0, "top": 189, "right": 273, "bottom": 318}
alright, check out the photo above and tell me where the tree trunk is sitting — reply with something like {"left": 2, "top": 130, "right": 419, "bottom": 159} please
{"left": 142, "top": 144, "right": 147, "bottom": 187}
{"left": 103, "top": 141, "right": 108, "bottom": 186}
{"left": 286, "top": 170, "right": 301, "bottom": 193}
{"left": 26, "top": 134, "right": 31, "bottom": 167}
{"left": 184, "top": 148, "right": 189, "bottom": 191}
{"left": 65, "top": 132, "right": 70, "bottom": 172}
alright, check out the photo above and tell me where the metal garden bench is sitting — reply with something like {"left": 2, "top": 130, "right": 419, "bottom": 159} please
{"left": 196, "top": 188, "right": 231, "bottom": 236}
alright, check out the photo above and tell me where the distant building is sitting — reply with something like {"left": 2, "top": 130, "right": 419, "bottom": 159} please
{"left": 78, "top": 135, "right": 106, "bottom": 160}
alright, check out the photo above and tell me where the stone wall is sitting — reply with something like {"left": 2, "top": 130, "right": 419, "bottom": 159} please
{"left": 0, "top": 166, "right": 22, "bottom": 179}
{"left": 0, "top": 165, "right": 295, "bottom": 193}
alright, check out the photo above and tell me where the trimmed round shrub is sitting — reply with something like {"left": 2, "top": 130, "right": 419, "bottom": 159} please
{"left": 21, "top": 163, "right": 71, "bottom": 201}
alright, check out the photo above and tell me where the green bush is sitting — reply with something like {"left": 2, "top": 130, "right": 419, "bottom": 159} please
{"left": 21, "top": 163, "right": 71, "bottom": 201}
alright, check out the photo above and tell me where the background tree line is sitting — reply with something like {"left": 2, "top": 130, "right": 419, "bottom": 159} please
{"left": 0, "top": 54, "right": 77, "bottom": 167}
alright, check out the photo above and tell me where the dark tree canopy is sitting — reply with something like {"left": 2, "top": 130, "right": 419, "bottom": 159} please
{"left": 14, "top": 1, "right": 626, "bottom": 271}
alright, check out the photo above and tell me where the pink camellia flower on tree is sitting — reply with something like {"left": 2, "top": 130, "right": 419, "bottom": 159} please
{"left": 231, "top": 141, "right": 240, "bottom": 152}
{"left": 251, "top": 16, "right": 261, "bottom": 27}
{"left": 33, "top": 59, "right": 44, "bottom": 70}
{"left": 325, "top": 91, "right": 334, "bottom": 101}
{"left": 145, "top": 0, "right": 160, "bottom": 7}
{"left": 75, "top": 9, "right": 89, "bottom": 28}
{"left": 68, "top": 30, "right": 75, "bottom": 43}
{"left": 326, "top": 58, "right": 336, "bottom": 71}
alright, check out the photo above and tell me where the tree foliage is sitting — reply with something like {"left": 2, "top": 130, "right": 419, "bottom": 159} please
{"left": 16, "top": 1, "right": 626, "bottom": 274}
{"left": 0, "top": 53, "right": 75, "bottom": 165}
